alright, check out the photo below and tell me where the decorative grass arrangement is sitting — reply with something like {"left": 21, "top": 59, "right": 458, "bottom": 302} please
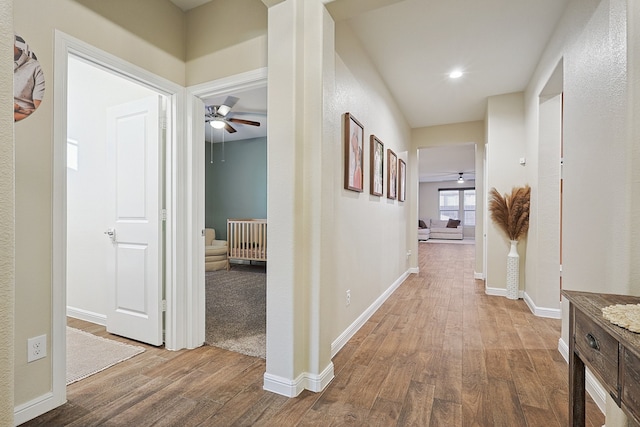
{"left": 488, "top": 185, "right": 531, "bottom": 241}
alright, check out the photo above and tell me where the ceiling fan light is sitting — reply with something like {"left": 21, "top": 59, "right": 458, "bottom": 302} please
{"left": 457, "top": 173, "right": 464, "bottom": 183}
{"left": 210, "top": 119, "right": 225, "bottom": 129}
{"left": 217, "top": 105, "right": 231, "bottom": 116}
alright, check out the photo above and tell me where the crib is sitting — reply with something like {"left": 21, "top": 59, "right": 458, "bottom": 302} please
{"left": 227, "top": 219, "right": 267, "bottom": 263}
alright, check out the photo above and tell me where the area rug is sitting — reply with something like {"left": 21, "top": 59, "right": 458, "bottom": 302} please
{"left": 205, "top": 264, "right": 266, "bottom": 359}
{"left": 66, "top": 327, "right": 145, "bottom": 385}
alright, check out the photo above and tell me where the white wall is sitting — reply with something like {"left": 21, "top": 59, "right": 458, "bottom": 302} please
{"left": 485, "top": 92, "right": 527, "bottom": 294}
{"left": 66, "top": 57, "right": 158, "bottom": 321}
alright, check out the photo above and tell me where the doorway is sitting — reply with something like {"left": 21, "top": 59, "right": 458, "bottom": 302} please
{"left": 52, "top": 32, "right": 186, "bottom": 408}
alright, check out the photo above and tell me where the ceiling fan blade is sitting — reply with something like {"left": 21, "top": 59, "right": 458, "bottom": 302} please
{"left": 224, "top": 122, "right": 237, "bottom": 133}
{"left": 217, "top": 96, "right": 239, "bottom": 117}
{"left": 228, "top": 118, "right": 261, "bottom": 127}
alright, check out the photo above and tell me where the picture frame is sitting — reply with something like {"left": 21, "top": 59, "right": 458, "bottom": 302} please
{"left": 369, "top": 135, "right": 384, "bottom": 196}
{"left": 387, "top": 149, "right": 397, "bottom": 200}
{"left": 344, "top": 112, "right": 364, "bottom": 192}
{"left": 398, "top": 158, "right": 406, "bottom": 202}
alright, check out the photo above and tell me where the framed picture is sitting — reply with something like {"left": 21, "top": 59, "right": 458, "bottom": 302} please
{"left": 387, "top": 149, "right": 397, "bottom": 200}
{"left": 344, "top": 112, "right": 364, "bottom": 192}
{"left": 398, "top": 158, "right": 406, "bottom": 202}
{"left": 370, "top": 135, "right": 384, "bottom": 196}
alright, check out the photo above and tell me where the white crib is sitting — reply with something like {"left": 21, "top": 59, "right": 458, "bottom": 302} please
{"left": 227, "top": 219, "right": 267, "bottom": 263}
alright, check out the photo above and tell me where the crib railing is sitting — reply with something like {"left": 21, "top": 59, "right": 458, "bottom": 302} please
{"left": 227, "top": 219, "right": 267, "bottom": 262}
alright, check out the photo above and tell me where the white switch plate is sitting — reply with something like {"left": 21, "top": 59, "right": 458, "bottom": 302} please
{"left": 27, "top": 334, "right": 47, "bottom": 363}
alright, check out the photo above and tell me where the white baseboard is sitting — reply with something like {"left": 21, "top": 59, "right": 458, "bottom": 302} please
{"left": 14, "top": 392, "right": 66, "bottom": 426}
{"left": 408, "top": 267, "right": 419, "bottom": 274}
{"left": 66, "top": 306, "right": 106, "bottom": 326}
{"left": 474, "top": 272, "right": 485, "bottom": 280}
{"left": 484, "top": 286, "right": 524, "bottom": 299}
{"left": 331, "top": 270, "right": 410, "bottom": 358}
{"left": 263, "top": 362, "right": 334, "bottom": 397}
{"left": 558, "top": 338, "right": 606, "bottom": 414}
{"left": 523, "top": 292, "right": 561, "bottom": 319}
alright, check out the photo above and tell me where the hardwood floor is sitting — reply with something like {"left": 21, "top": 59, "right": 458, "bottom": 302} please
{"left": 23, "top": 243, "right": 604, "bottom": 426}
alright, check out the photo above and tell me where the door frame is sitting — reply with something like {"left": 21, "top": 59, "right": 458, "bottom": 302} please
{"left": 50, "top": 31, "right": 188, "bottom": 411}
{"left": 185, "top": 67, "right": 268, "bottom": 350}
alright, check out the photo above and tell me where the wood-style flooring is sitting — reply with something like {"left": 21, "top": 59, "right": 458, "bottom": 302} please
{"left": 23, "top": 243, "right": 604, "bottom": 426}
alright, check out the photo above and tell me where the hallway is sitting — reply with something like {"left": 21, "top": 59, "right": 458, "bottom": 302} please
{"left": 24, "top": 243, "right": 603, "bottom": 426}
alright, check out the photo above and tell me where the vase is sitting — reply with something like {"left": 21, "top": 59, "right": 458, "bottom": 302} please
{"left": 506, "top": 240, "right": 519, "bottom": 300}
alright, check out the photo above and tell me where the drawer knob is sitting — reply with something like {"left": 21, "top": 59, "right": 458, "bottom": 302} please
{"left": 585, "top": 333, "right": 600, "bottom": 351}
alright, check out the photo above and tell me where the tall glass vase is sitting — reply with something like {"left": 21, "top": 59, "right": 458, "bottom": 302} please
{"left": 506, "top": 240, "right": 519, "bottom": 300}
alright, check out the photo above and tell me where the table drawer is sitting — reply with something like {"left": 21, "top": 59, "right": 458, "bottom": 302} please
{"left": 622, "top": 349, "right": 640, "bottom": 423}
{"left": 574, "top": 309, "right": 619, "bottom": 396}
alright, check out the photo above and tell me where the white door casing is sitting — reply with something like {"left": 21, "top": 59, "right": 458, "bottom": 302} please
{"left": 105, "top": 95, "right": 164, "bottom": 346}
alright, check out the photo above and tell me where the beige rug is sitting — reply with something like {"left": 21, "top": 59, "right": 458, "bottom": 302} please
{"left": 66, "top": 327, "right": 145, "bottom": 385}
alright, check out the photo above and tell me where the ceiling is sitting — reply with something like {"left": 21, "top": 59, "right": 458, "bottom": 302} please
{"left": 177, "top": 0, "right": 569, "bottom": 180}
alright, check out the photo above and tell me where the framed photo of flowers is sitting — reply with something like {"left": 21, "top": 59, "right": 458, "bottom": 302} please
{"left": 387, "top": 149, "right": 397, "bottom": 200}
{"left": 398, "top": 158, "right": 406, "bottom": 202}
{"left": 370, "top": 135, "right": 384, "bottom": 196}
{"left": 344, "top": 113, "right": 364, "bottom": 192}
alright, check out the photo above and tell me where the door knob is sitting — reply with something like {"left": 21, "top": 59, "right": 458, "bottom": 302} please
{"left": 104, "top": 228, "right": 116, "bottom": 242}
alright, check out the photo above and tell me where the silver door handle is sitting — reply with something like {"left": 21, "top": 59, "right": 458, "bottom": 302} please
{"left": 104, "top": 228, "right": 116, "bottom": 242}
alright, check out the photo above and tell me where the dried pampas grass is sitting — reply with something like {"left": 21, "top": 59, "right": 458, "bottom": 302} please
{"left": 489, "top": 185, "right": 530, "bottom": 241}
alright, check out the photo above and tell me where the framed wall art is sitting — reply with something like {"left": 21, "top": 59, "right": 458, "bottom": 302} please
{"left": 387, "top": 149, "right": 397, "bottom": 200}
{"left": 344, "top": 112, "right": 364, "bottom": 192}
{"left": 398, "top": 158, "right": 406, "bottom": 202}
{"left": 370, "top": 135, "right": 384, "bottom": 196}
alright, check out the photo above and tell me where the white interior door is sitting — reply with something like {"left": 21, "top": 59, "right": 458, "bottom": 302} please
{"left": 105, "top": 95, "right": 163, "bottom": 346}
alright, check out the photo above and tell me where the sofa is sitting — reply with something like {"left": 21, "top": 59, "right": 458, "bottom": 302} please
{"left": 205, "top": 228, "right": 229, "bottom": 271}
{"left": 418, "top": 220, "right": 430, "bottom": 241}
{"left": 419, "top": 219, "right": 464, "bottom": 240}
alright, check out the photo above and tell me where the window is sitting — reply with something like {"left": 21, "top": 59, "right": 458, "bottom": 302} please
{"left": 439, "top": 188, "right": 475, "bottom": 225}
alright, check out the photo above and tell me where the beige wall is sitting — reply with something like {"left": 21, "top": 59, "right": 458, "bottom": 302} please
{"left": 1, "top": 1, "right": 14, "bottom": 425}
{"left": 185, "top": 0, "right": 267, "bottom": 85}
{"left": 524, "top": 0, "right": 633, "bottom": 423}
{"left": 13, "top": 0, "right": 186, "bottom": 407}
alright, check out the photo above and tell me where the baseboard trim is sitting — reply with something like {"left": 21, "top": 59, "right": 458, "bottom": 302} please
{"left": 485, "top": 286, "right": 524, "bottom": 299}
{"left": 523, "top": 292, "right": 561, "bottom": 319}
{"left": 558, "top": 338, "right": 606, "bottom": 414}
{"left": 331, "top": 270, "right": 410, "bottom": 358}
{"left": 66, "top": 306, "right": 106, "bottom": 326}
{"left": 408, "top": 267, "right": 419, "bottom": 274}
{"left": 14, "top": 392, "right": 66, "bottom": 426}
{"left": 305, "top": 363, "right": 335, "bottom": 392}
{"left": 474, "top": 272, "right": 485, "bottom": 280}
{"left": 263, "top": 361, "right": 334, "bottom": 397}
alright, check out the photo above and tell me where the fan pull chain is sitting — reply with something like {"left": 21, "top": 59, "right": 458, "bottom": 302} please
{"left": 209, "top": 123, "right": 214, "bottom": 164}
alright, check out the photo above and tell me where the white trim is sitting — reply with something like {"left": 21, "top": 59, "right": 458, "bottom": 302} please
{"left": 523, "top": 292, "right": 561, "bottom": 319}
{"left": 305, "top": 363, "right": 335, "bottom": 392}
{"left": 66, "top": 307, "right": 107, "bottom": 326}
{"left": 558, "top": 338, "right": 606, "bottom": 414}
{"left": 474, "top": 272, "right": 485, "bottom": 280}
{"left": 46, "top": 30, "right": 186, "bottom": 424}
{"left": 484, "top": 286, "right": 524, "bottom": 299}
{"left": 408, "top": 267, "right": 419, "bottom": 274}
{"left": 185, "top": 68, "right": 268, "bottom": 350}
{"left": 263, "top": 362, "right": 335, "bottom": 397}
{"left": 13, "top": 392, "right": 61, "bottom": 426}
{"left": 331, "top": 270, "right": 411, "bottom": 358}
{"left": 263, "top": 372, "right": 306, "bottom": 397}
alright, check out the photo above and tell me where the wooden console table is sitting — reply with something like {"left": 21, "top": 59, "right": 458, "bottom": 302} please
{"left": 563, "top": 290, "right": 640, "bottom": 426}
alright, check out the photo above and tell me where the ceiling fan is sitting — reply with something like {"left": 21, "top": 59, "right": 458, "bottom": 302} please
{"left": 205, "top": 96, "right": 261, "bottom": 134}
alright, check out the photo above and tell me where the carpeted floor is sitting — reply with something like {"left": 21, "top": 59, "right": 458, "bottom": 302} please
{"left": 205, "top": 264, "right": 266, "bottom": 359}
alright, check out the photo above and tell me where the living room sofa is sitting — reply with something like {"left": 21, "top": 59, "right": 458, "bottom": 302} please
{"left": 419, "top": 219, "right": 464, "bottom": 240}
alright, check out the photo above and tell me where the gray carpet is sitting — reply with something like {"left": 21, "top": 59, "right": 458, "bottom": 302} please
{"left": 205, "top": 264, "right": 266, "bottom": 359}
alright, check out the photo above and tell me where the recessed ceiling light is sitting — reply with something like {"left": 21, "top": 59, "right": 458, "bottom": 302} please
{"left": 449, "top": 69, "right": 463, "bottom": 79}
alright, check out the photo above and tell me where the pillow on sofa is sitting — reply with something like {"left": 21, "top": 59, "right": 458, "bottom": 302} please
{"left": 418, "top": 220, "right": 427, "bottom": 229}
{"left": 446, "top": 219, "right": 461, "bottom": 228}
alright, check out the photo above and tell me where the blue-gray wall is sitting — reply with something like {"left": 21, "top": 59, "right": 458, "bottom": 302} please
{"left": 205, "top": 137, "right": 267, "bottom": 240}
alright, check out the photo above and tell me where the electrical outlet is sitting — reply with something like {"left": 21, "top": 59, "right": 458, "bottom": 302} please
{"left": 346, "top": 289, "right": 351, "bottom": 306}
{"left": 27, "top": 334, "right": 47, "bottom": 363}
